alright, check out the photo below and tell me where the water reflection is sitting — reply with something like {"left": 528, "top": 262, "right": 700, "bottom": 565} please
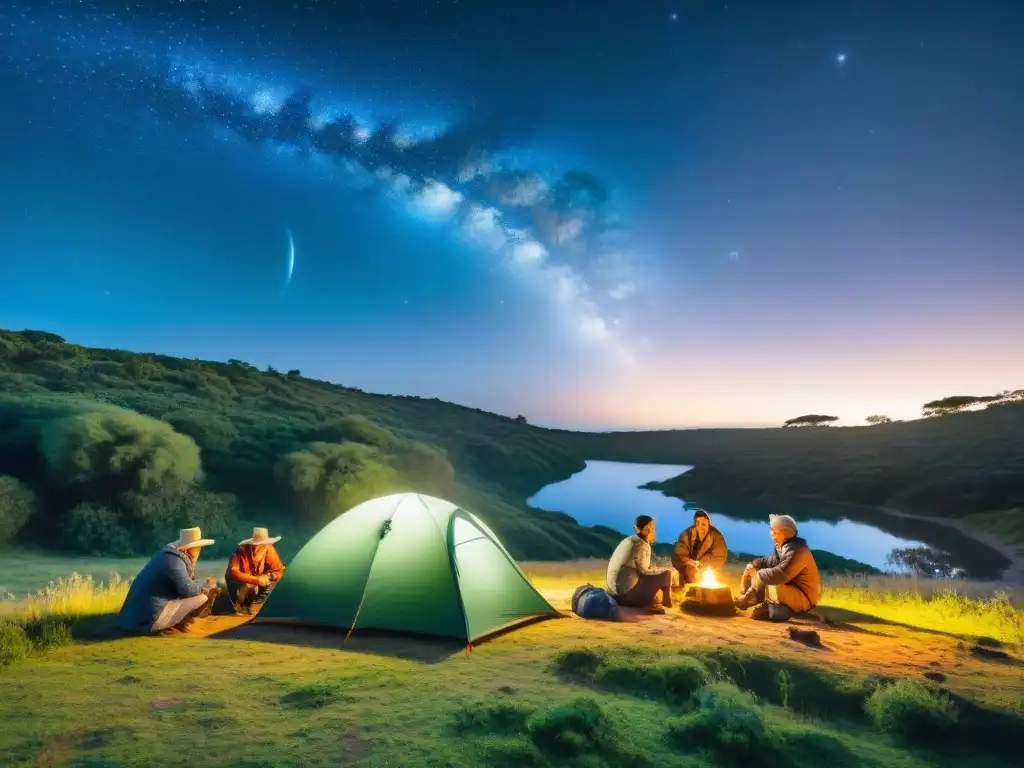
{"left": 527, "top": 460, "right": 1001, "bottom": 575}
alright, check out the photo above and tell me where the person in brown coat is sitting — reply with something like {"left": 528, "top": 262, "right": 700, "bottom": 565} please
{"left": 225, "top": 527, "right": 286, "bottom": 615}
{"left": 671, "top": 508, "right": 728, "bottom": 584}
{"left": 734, "top": 514, "right": 821, "bottom": 622}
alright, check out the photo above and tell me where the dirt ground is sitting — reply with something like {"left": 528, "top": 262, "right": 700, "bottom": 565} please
{"left": 178, "top": 584, "right": 1022, "bottom": 711}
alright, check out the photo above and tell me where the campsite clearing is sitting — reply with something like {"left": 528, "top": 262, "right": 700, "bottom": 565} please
{"left": 2, "top": 559, "right": 1021, "bottom": 768}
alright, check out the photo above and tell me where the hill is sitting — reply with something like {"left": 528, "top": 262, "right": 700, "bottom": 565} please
{"left": 554, "top": 405, "right": 1024, "bottom": 548}
{"left": 0, "top": 328, "right": 621, "bottom": 561}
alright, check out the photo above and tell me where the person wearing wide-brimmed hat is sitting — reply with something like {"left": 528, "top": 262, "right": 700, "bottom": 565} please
{"left": 224, "top": 527, "right": 286, "bottom": 615}
{"left": 117, "top": 527, "right": 222, "bottom": 635}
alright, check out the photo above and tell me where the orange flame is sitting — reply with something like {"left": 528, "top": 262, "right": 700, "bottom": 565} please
{"left": 699, "top": 567, "right": 723, "bottom": 589}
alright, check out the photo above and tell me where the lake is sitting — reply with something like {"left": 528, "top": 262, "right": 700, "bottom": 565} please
{"left": 527, "top": 460, "right": 1002, "bottom": 575}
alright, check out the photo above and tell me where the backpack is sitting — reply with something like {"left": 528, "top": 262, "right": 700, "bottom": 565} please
{"left": 571, "top": 584, "right": 619, "bottom": 620}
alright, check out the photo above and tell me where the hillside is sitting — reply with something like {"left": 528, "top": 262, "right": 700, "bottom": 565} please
{"left": 0, "top": 329, "right": 621, "bottom": 561}
{"left": 555, "top": 405, "right": 1024, "bottom": 546}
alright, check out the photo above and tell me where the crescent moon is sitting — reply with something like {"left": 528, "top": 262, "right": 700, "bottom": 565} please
{"left": 282, "top": 229, "right": 295, "bottom": 295}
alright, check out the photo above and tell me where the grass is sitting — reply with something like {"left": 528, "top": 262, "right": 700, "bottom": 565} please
{"left": 1, "top": 558, "right": 1022, "bottom": 767}
{"left": 822, "top": 576, "right": 1024, "bottom": 648}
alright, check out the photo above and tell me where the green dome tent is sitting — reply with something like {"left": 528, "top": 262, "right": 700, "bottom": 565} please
{"left": 255, "top": 492, "right": 561, "bottom": 647}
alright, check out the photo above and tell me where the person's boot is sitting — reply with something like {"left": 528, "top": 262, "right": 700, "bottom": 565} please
{"left": 750, "top": 601, "right": 773, "bottom": 621}
{"left": 733, "top": 589, "right": 759, "bottom": 610}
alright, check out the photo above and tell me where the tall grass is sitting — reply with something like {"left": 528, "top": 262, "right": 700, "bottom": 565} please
{"left": 0, "top": 573, "right": 131, "bottom": 627}
{"left": 822, "top": 577, "right": 1023, "bottom": 647}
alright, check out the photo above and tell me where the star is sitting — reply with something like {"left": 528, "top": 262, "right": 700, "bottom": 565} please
{"left": 836, "top": 53, "right": 847, "bottom": 66}
{"left": 670, "top": 12, "right": 679, "bottom": 22}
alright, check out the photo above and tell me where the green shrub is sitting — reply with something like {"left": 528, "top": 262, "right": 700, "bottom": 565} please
{"left": 29, "top": 616, "right": 74, "bottom": 650}
{"left": 553, "top": 647, "right": 710, "bottom": 705}
{"left": 666, "top": 683, "right": 775, "bottom": 765}
{"left": 526, "top": 696, "right": 614, "bottom": 758}
{"left": 318, "top": 414, "right": 397, "bottom": 448}
{"left": 452, "top": 700, "right": 534, "bottom": 734}
{"left": 0, "top": 475, "right": 37, "bottom": 546}
{"left": 280, "top": 683, "right": 343, "bottom": 709}
{"left": 62, "top": 503, "right": 135, "bottom": 556}
{"left": 475, "top": 736, "right": 541, "bottom": 768}
{"left": 274, "top": 441, "right": 399, "bottom": 525}
{"left": 552, "top": 647, "right": 607, "bottom": 680}
{"left": 41, "top": 407, "right": 202, "bottom": 496}
{"left": 865, "top": 679, "right": 958, "bottom": 745}
{"left": 0, "top": 622, "right": 33, "bottom": 666}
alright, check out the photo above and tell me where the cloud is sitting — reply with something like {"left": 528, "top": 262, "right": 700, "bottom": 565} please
{"left": 412, "top": 179, "right": 463, "bottom": 219}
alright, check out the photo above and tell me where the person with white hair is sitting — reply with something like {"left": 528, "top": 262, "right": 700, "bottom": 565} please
{"left": 734, "top": 514, "right": 821, "bottom": 622}
{"left": 117, "top": 527, "right": 222, "bottom": 635}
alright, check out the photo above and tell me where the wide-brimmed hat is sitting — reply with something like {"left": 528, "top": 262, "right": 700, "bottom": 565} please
{"left": 239, "top": 527, "right": 281, "bottom": 547}
{"left": 168, "top": 527, "right": 215, "bottom": 549}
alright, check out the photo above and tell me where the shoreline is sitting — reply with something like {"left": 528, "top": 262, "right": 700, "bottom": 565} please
{"left": 874, "top": 506, "right": 1024, "bottom": 587}
{"left": 647, "top": 479, "right": 1023, "bottom": 585}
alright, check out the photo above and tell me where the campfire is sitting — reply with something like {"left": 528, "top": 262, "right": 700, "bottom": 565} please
{"left": 681, "top": 567, "right": 736, "bottom": 617}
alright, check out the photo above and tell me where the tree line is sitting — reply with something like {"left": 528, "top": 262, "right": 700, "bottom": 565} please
{"left": 783, "top": 388, "right": 1023, "bottom": 428}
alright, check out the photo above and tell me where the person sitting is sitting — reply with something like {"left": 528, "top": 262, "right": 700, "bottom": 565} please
{"left": 671, "top": 508, "right": 728, "bottom": 584}
{"left": 734, "top": 514, "right": 821, "bottom": 622}
{"left": 606, "top": 515, "right": 674, "bottom": 614}
{"left": 117, "top": 527, "right": 222, "bottom": 635}
{"left": 225, "top": 527, "right": 286, "bottom": 615}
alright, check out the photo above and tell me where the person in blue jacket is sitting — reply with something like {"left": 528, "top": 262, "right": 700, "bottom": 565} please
{"left": 117, "top": 527, "right": 222, "bottom": 635}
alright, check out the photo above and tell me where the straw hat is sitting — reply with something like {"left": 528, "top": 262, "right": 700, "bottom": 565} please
{"left": 239, "top": 527, "right": 282, "bottom": 547}
{"left": 168, "top": 527, "right": 215, "bottom": 549}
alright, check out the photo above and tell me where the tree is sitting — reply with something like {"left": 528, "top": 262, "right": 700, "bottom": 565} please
{"left": 316, "top": 414, "right": 397, "bottom": 449}
{"left": 274, "top": 441, "right": 399, "bottom": 525}
{"left": 41, "top": 408, "right": 203, "bottom": 499}
{"left": 885, "top": 546, "right": 958, "bottom": 578}
{"left": 986, "top": 389, "right": 1024, "bottom": 408}
{"left": 514, "top": 415, "right": 528, "bottom": 423}
{"left": 865, "top": 414, "right": 893, "bottom": 426}
{"left": 782, "top": 414, "right": 839, "bottom": 428}
{"left": 0, "top": 475, "right": 37, "bottom": 547}
{"left": 921, "top": 395, "right": 995, "bottom": 418}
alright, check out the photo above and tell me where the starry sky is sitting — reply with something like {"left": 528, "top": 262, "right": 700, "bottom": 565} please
{"left": 1, "top": 1, "right": 1022, "bottom": 429}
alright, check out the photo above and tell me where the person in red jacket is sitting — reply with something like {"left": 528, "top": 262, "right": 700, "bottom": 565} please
{"left": 225, "top": 527, "right": 286, "bottom": 615}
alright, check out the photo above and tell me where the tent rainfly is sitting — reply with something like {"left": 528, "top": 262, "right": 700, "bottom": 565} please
{"left": 255, "top": 492, "right": 560, "bottom": 649}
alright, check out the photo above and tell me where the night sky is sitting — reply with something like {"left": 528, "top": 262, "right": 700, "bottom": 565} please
{"left": 2, "top": 1, "right": 1021, "bottom": 428}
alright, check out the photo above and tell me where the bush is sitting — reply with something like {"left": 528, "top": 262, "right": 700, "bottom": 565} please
{"left": 0, "top": 622, "right": 33, "bottom": 666}
{"left": 0, "top": 475, "right": 37, "bottom": 546}
{"left": 29, "top": 616, "right": 73, "bottom": 650}
{"left": 274, "top": 441, "right": 399, "bottom": 525}
{"left": 62, "top": 503, "right": 135, "bottom": 556}
{"left": 41, "top": 407, "right": 202, "bottom": 497}
{"left": 865, "top": 679, "right": 958, "bottom": 745}
{"left": 526, "top": 696, "right": 614, "bottom": 758}
{"left": 666, "top": 683, "right": 775, "bottom": 765}
{"left": 553, "top": 646, "right": 711, "bottom": 705}
{"left": 318, "top": 414, "right": 397, "bottom": 448}
{"left": 552, "top": 647, "right": 607, "bottom": 680}
{"left": 452, "top": 700, "right": 534, "bottom": 734}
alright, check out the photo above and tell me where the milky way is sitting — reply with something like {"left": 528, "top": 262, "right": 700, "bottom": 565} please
{"left": 2, "top": 6, "right": 644, "bottom": 362}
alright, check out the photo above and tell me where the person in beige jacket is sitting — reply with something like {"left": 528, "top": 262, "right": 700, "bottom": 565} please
{"left": 734, "top": 514, "right": 821, "bottom": 622}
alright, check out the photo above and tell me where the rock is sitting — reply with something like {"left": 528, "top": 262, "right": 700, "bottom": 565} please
{"left": 787, "top": 627, "right": 823, "bottom": 648}
{"left": 975, "top": 636, "right": 1002, "bottom": 648}
{"left": 970, "top": 644, "right": 1012, "bottom": 661}
{"left": 923, "top": 671, "right": 947, "bottom": 682}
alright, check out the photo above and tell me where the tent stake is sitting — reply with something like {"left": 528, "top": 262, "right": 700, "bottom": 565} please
{"left": 465, "top": 643, "right": 471, "bottom": 657}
